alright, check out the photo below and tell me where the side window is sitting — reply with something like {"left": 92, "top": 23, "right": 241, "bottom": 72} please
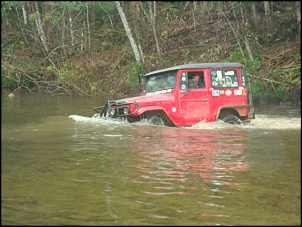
{"left": 179, "top": 71, "right": 205, "bottom": 90}
{"left": 210, "top": 70, "right": 238, "bottom": 88}
{"left": 188, "top": 71, "right": 205, "bottom": 89}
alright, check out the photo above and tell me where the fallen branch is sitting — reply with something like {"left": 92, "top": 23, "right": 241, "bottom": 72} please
{"left": 247, "top": 73, "right": 294, "bottom": 86}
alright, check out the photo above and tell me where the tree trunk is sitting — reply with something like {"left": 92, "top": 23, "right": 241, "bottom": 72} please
{"left": 244, "top": 36, "right": 254, "bottom": 61}
{"left": 251, "top": 2, "right": 258, "bottom": 27}
{"left": 81, "top": 20, "right": 86, "bottom": 51}
{"left": 263, "top": 1, "right": 271, "bottom": 20}
{"left": 69, "top": 9, "right": 75, "bottom": 47}
{"left": 115, "top": 1, "right": 143, "bottom": 63}
{"left": 296, "top": 1, "right": 301, "bottom": 37}
{"left": 148, "top": 2, "right": 161, "bottom": 57}
{"left": 139, "top": 2, "right": 161, "bottom": 57}
{"left": 34, "top": 2, "right": 49, "bottom": 53}
{"left": 21, "top": 2, "right": 27, "bottom": 25}
{"left": 61, "top": 7, "right": 67, "bottom": 56}
{"left": 86, "top": 3, "right": 91, "bottom": 52}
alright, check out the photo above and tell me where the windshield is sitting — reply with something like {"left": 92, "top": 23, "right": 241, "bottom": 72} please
{"left": 144, "top": 71, "right": 177, "bottom": 93}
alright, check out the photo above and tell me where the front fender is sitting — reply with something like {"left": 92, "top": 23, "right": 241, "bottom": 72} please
{"left": 134, "top": 106, "right": 166, "bottom": 116}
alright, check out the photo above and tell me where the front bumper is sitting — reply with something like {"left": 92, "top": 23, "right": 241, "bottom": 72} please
{"left": 93, "top": 96, "right": 139, "bottom": 119}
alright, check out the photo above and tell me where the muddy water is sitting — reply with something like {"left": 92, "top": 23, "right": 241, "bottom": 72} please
{"left": 1, "top": 90, "right": 301, "bottom": 226}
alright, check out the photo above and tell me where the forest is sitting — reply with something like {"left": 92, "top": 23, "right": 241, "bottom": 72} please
{"left": 1, "top": 1, "right": 301, "bottom": 105}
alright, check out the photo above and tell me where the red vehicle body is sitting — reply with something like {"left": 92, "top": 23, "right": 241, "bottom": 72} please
{"left": 93, "top": 63, "right": 255, "bottom": 126}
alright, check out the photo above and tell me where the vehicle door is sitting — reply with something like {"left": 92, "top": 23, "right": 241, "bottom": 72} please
{"left": 178, "top": 70, "right": 210, "bottom": 125}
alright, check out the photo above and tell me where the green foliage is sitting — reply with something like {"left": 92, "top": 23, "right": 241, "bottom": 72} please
{"left": 1, "top": 66, "right": 32, "bottom": 90}
{"left": 226, "top": 49, "right": 244, "bottom": 62}
{"left": 45, "top": 10, "right": 61, "bottom": 24}
{"left": 250, "top": 80, "right": 263, "bottom": 92}
{"left": 126, "top": 62, "right": 145, "bottom": 87}
{"left": 163, "top": 1, "right": 184, "bottom": 9}
{"left": 286, "top": 25, "right": 299, "bottom": 38}
{"left": 94, "top": 1, "right": 116, "bottom": 13}
{"left": 55, "top": 1, "right": 87, "bottom": 11}
{"left": 248, "top": 62, "right": 300, "bottom": 105}
{"left": 1, "top": 1, "right": 300, "bottom": 102}
{"left": 252, "top": 82, "right": 287, "bottom": 104}
{"left": 225, "top": 48, "right": 297, "bottom": 104}
{"left": 46, "top": 65, "right": 53, "bottom": 71}
{"left": 1, "top": 1, "right": 20, "bottom": 18}
{"left": 94, "top": 30, "right": 124, "bottom": 51}
{"left": 1, "top": 66, "right": 15, "bottom": 89}
{"left": 58, "top": 62, "right": 96, "bottom": 94}
{"left": 155, "top": 58, "right": 166, "bottom": 70}
{"left": 226, "top": 48, "right": 260, "bottom": 72}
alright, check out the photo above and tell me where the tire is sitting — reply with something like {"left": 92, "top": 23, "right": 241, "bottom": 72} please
{"left": 220, "top": 114, "right": 241, "bottom": 125}
{"left": 147, "top": 115, "right": 165, "bottom": 126}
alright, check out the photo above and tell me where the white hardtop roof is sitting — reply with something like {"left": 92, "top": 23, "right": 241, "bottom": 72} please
{"left": 145, "top": 62, "right": 243, "bottom": 76}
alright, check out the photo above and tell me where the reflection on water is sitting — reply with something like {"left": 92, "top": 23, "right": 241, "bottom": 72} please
{"left": 1, "top": 91, "right": 301, "bottom": 226}
{"left": 129, "top": 127, "right": 249, "bottom": 189}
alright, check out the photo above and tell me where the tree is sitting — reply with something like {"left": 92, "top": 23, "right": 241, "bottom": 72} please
{"left": 114, "top": 1, "right": 144, "bottom": 63}
{"left": 263, "top": 1, "right": 271, "bottom": 20}
{"left": 33, "top": 1, "right": 49, "bottom": 53}
{"left": 140, "top": 1, "right": 161, "bottom": 57}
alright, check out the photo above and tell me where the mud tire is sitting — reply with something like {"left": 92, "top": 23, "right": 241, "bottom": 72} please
{"left": 220, "top": 114, "right": 241, "bottom": 125}
{"left": 147, "top": 115, "right": 165, "bottom": 126}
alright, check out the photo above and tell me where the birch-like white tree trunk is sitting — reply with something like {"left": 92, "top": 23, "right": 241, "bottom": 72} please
{"left": 69, "top": 9, "right": 75, "bottom": 47}
{"left": 34, "top": 2, "right": 48, "bottom": 53}
{"left": 115, "top": 1, "right": 143, "bottom": 63}
{"left": 86, "top": 3, "right": 91, "bottom": 52}
{"left": 61, "top": 6, "right": 67, "bottom": 56}
{"left": 21, "top": 2, "right": 27, "bottom": 25}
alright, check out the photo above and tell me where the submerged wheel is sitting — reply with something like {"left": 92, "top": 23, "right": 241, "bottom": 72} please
{"left": 147, "top": 115, "right": 165, "bottom": 126}
{"left": 220, "top": 114, "right": 241, "bottom": 125}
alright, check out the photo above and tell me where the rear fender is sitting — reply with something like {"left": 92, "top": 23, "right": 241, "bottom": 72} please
{"left": 216, "top": 105, "right": 249, "bottom": 121}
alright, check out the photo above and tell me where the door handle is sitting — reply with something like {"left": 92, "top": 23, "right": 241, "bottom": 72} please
{"left": 202, "top": 99, "right": 208, "bottom": 102}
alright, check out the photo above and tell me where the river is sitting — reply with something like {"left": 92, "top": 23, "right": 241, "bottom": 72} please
{"left": 1, "top": 90, "right": 301, "bottom": 226}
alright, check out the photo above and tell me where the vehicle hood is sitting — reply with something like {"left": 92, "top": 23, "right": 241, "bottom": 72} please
{"left": 114, "top": 93, "right": 173, "bottom": 104}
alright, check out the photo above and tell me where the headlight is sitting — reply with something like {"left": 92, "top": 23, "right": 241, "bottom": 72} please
{"left": 110, "top": 109, "right": 116, "bottom": 115}
{"left": 123, "top": 107, "right": 129, "bottom": 115}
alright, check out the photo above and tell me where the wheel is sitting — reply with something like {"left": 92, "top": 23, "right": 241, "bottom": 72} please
{"left": 93, "top": 113, "right": 100, "bottom": 118}
{"left": 147, "top": 115, "right": 165, "bottom": 126}
{"left": 220, "top": 114, "right": 241, "bottom": 125}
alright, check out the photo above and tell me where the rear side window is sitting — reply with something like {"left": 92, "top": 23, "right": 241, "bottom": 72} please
{"left": 210, "top": 70, "right": 238, "bottom": 88}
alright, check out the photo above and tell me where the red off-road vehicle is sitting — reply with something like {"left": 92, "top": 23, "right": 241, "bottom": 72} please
{"left": 93, "top": 63, "right": 255, "bottom": 126}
